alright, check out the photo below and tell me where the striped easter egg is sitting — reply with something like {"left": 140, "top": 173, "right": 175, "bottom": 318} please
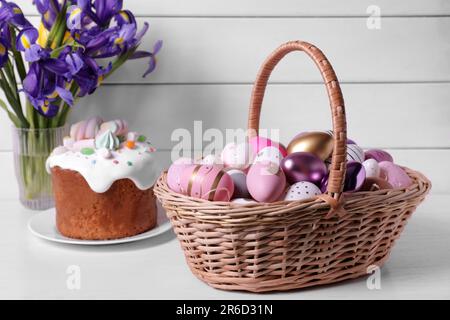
{"left": 180, "top": 165, "right": 234, "bottom": 201}
{"left": 346, "top": 144, "right": 365, "bottom": 163}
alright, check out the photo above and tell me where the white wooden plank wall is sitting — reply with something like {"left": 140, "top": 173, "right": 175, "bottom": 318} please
{"left": 0, "top": 1, "right": 448, "bottom": 200}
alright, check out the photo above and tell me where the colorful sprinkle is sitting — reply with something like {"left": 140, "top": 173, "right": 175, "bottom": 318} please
{"left": 137, "top": 135, "right": 146, "bottom": 143}
{"left": 81, "top": 147, "right": 95, "bottom": 156}
{"left": 91, "top": 159, "right": 97, "bottom": 165}
{"left": 113, "top": 160, "right": 119, "bottom": 164}
{"left": 125, "top": 140, "right": 136, "bottom": 149}
{"left": 127, "top": 161, "right": 133, "bottom": 166}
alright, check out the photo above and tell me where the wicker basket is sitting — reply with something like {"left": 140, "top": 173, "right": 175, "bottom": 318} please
{"left": 154, "top": 40, "right": 431, "bottom": 292}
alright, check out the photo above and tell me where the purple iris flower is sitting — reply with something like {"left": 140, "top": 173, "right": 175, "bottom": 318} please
{"left": 94, "top": 0, "right": 123, "bottom": 27}
{"left": 0, "top": 38, "right": 8, "bottom": 67}
{"left": 16, "top": 27, "right": 49, "bottom": 62}
{"left": 0, "top": 0, "right": 32, "bottom": 28}
{"left": 34, "top": 0, "right": 68, "bottom": 29}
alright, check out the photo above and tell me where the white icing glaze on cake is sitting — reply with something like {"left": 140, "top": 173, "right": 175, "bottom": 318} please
{"left": 46, "top": 118, "right": 161, "bottom": 193}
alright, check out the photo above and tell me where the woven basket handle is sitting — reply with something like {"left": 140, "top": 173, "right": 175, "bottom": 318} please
{"left": 248, "top": 40, "right": 347, "bottom": 200}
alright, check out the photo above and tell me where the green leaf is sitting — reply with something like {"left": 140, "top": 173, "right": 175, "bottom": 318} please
{"left": 0, "top": 98, "right": 21, "bottom": 127}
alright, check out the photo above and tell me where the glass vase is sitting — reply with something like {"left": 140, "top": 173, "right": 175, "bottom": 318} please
{"left": 12, "top": 126, "right": 67, "bottom": 210}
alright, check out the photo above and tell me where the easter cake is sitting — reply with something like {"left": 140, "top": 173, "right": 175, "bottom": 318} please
{"left": 46, "top": 117, "right": 160, "bottom": 240}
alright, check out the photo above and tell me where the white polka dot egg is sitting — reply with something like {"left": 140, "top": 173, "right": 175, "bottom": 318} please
{"left": 284, "top": 181, "right": 322, "bottom": 201}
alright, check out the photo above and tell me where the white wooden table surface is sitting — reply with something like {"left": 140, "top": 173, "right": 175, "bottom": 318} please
{"left": 1, "top": 194, "right": 449, "bottom": 300}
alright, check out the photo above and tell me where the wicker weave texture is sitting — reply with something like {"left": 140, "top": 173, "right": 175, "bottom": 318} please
{"left": 154, "top": 41, "right": 432, "bottom": 292}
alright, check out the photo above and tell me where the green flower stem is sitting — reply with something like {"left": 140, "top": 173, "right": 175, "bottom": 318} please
{"left": 26, "top": 100, "right": 37, "bottom": 129}
{"left": 0, "top": 98, "right": 21, "bottom": 127}
{"left": 9, "top": 26, "right": 26, "bottom": 81}
{"left": 0, "top": 69, "right": 28, "bottom": 128}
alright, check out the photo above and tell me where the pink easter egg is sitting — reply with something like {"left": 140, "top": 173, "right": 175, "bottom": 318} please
{"left": 379, "top": 161, "right": 413, "bottom": 189}
{"left": 249, "top": 136, "right": 287, "bottom": 158}
{"left": 247, "top": 161, "right": 286, "bottom": 202}
{"left": 167, "top": 160, "right": 194, "bottom": 194}
{"left": 179, "top": 165, "right": 234, "bottom": 201}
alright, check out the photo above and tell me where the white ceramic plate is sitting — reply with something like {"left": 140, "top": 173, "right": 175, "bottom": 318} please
{"left": 28, "top": 203, "right": 172, "bottom": 245}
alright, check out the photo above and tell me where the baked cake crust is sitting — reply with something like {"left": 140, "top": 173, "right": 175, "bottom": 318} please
{"left": 52, "top": 166, "right": 157, "bottom": 240}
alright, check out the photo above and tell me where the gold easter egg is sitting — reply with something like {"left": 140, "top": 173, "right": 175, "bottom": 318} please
{"left": 287, "top": 131, "right": 334, "bottom": 160}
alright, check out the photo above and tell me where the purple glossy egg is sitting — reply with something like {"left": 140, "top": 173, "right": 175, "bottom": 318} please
{"left": 320, "top": 172, "right": 329, "bottom": 193}
{"left": 365, "top": 149, "right": 394, "bottom": 163}
{"left": 344, "top": 161, "right": 366, "bottom": 192}
{"left": 281, "top": 152, "right": 327, "bottom": 186}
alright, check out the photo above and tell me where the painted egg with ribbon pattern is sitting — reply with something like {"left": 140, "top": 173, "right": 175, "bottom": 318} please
{"left": 221, "top": 142, "right": 254, "bottom": 170}
{"left": 247, "top": 161, "right": 286, "bottom": 202}
{"left": 281, "top": 152, "right": 327, "bottom": 186}
{"left": 379, "top": 161, "right": 412, "bottom": 189}
{"left": 287, "top": 131, "right": 333, "bottom": 160}
{"left": 344, "top": 161, "right": 366, "bottom": 192}
{"left": 253, "top": 146, "right": 285, "bottom": 165}
{"left": 284, "top": 181, "right": 322, "bottom": 201}
{"left": 365, "top": 149, "right": 394, "bottom": 163}
{"left": 346, "top": 144, "right": 365, "bottom": 163}
{"left": 227, "top": 169, "right": 250, "bottom": 199}
{"left": 167, "top": 158, "right": 194, "bottom": 194}
{"left": 249, "top": 136, "right": 287, "bottom": 158}
{"left": 179, "top": 165, "right": 234, "bottom": 201}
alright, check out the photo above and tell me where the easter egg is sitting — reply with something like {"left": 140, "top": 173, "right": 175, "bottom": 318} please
{"left": 249, "top": 136, "right": 287, "bottom": 158}
{"left": 365, "top": 149, "right": 394, "bottom": 163}
{"left": 247, "top": 162, "right": 286, "bottom": 202}
{"left": 361, "top": 177, "right": 393, "bottom": 192}
{"left": 344, "top": 161, "right": 366, "bottom": 192}
{"left": 362, "top": 159, "right": 380, "bottom": 178}
{"left": 231, "top": 198, "right": 258, "bottom": 205}
{"left": 347, "top": 144, "right": 365, "bottom": 163}
{"left": 180, "top": 165, "right": 234, "bottom": 201}
{"left": 167, "top": 157, "right": 195, "bottom": 193}
{"left": 287, "top": 131, "right": 333, "bottom": 160}
{"left": 284, "top": 181, "right": 322, "bottom": 202}
{"left": 281, "top": 152, "right": 327, "bottom": 186}
{"left": 227, "top": 169, "right": 250, "bottom": 199}
{"left": 253, "top": 146, "right": 284, "bottom": 165}
{"left": 379, "top": 161, "right": 412, "bottom": 189}
{"left": 221, "top": 142, "right": 254, "bottom": 170}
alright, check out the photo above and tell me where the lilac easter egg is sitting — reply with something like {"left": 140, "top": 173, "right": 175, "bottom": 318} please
{"left": 281, "top": 152, "right": 327, "bottom": 186}
{"left": 249, "top": 136, "right": 287, "bottom": 158}
{"left": 247, "top": 162, "right": 286, "bottom": 202}
{"left": 284, "top": 181, "right": 322, "bottom": 201}
{"left": 167, "top": 162, "right": 195, "bottom": 194}
{"left": 227, "top": 169, "right": 250, "bottom": 199}
{"left": 344, "top": 161, "right": 366, "bottom": 192}
{"left": 379, "top": 161, "right": 412, "bottom": 189}
{"left": 365, "top": 149, "right": 394, "bottom": 163}
{"left": 221, "top": 142, "right": 253, "bottom": 170}
{"left": 180, "top": 165, "right": 234, "bottom": 201}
